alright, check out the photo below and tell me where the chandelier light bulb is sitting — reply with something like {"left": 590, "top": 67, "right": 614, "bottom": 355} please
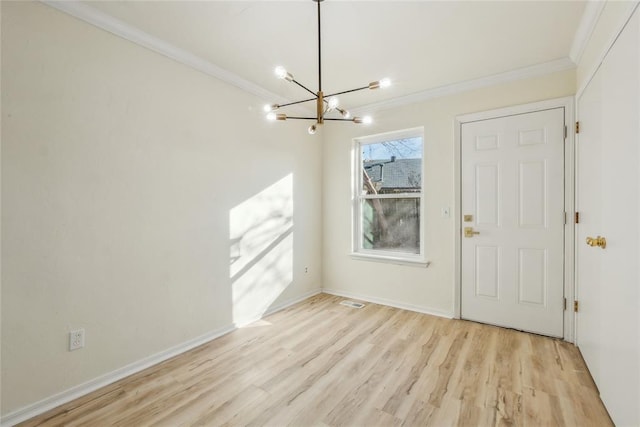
{"left": 308, "top": 124, "right": 317, "bottom": 135}
{"left": 327, "top": 97, "right": 340, "bottom": 110}
{"left": 353, "top": 116, "right": 373, "bottom": 124}
{"left": 368, "top": 78, "right": 391, "bottom": 90}
{"left": 274, "top": 66, "right": 293, "bottom": 81}
{"left": 339, "top": 108, "right": 351, "bottom": 119}
{"left": 263, "top": 104, "right": 279, "bottom": 112}
{"left": 274, "top": 66, "right": 287, "bottom": 78}
{"left": 267, "top": 112, "right": 287, "bottom": 121}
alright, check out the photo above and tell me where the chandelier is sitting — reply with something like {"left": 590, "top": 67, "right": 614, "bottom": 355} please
{"left": 264, "top": 0, "right": 391, "bottom": 134}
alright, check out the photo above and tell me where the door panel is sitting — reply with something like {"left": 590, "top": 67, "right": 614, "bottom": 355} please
{"left": 519, "top": 160, "right": 547, "bottom": 227}
{"left": 576, "top": 8, "right": 639, "bottom": 426}
{"left": 461, "top": 108, "right": 565, "bottom": 337}
{"left": 518, "top": 248, "right": 546, "bottom": 306}
{"left": 475, "top": 245, "right": 499, "bottom": 299}
{"left": 476, "top": 163, "right": 500, "bottom": 226}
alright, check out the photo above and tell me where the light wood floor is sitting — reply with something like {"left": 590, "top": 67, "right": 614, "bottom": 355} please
{"left": 21, "top": 294, "right": 612, "bottom": 426}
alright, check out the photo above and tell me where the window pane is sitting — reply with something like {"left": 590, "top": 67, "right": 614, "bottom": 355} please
{"left": 361, "top": 198, "right": 420, "bottom": 254}
{"left": 362, "top": 137, "right": 422, "bottom": 195}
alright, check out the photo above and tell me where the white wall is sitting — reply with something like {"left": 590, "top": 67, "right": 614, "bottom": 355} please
{"left": 577, "top": 1, "right": 640, "bottom": 92}
{"left": 1, "top": 1, "right": 322, "bottom": 416}
{"left": 322, "top": 70, "right": 575, "bottom": 316}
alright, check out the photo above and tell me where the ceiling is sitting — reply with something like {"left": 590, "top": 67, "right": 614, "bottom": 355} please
{"left": 83, "top": 1, "right": 587, "bottom": 111}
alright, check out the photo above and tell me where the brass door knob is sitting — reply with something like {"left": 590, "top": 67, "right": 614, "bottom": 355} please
{"left": 464, "top": 227, "right": 480, "bottom": 238}
{"left": 586, "top": 236, "right": 606, "bottom": 249}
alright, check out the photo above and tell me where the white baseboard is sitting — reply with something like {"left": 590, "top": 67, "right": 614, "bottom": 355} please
{"left": 1, "top": 323, "right": 236, "bottom": 426}
{"left": 2, "top": 287, "right": 439, "bottom": 425}
{"left": 1, "top": 287, "right": 322, "bottom": 427}
{"left": 233, "top": 288, "right": 323, "bottom": 327}
{"left": 322, "top": 288, "right": 454, "bottom": 319}
{"left": 264, "top": 288, "right": 322, "bottom": 317}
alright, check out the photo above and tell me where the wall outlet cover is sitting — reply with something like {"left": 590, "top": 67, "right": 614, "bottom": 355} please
{"left": 69, "top": 329, "right": 85, "bottom": 351}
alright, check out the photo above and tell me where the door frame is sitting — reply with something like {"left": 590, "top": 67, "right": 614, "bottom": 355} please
{"left": 454, "top": 97, "right": 575, "bottom": 342}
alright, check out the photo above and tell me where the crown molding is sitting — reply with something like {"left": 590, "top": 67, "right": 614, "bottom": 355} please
{"left": 569, "top": 1, "right": 607, "bottom": 64}
{"left": 42, "top": 1, "right": 577, "bottom": 118}
{"left": 40, "top": 0, "right": 288, "bottom": 106}
{"left": 352, "top": 57, "right": 576, "bottom": 115}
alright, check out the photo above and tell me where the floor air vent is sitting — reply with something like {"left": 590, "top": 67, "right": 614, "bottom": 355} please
{"left": 340, "top": 300, "right": 365, "bottom": 309}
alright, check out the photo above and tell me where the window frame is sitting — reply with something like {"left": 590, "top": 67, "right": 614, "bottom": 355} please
{"left": 351, "top": 127, "right": 428, "bottom": 266}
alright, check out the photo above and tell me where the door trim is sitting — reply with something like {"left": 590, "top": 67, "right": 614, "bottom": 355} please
{"left": 454, "top": 96, "right": 575, "bottom": 342}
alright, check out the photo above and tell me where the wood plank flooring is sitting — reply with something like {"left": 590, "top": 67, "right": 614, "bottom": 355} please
{"left": 20, "top": 294, "right": 612, "bottom": 426}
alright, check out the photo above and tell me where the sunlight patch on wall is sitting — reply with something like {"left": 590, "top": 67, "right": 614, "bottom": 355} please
{"left": 229, "top": 174, "right": 294, "bottom": 326}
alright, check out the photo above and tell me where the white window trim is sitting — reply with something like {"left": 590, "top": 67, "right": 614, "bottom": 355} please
{"left": 351, "top": 126, "right": 427, "bottom": 266}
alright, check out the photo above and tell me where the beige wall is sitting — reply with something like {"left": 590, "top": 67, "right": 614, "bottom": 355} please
{"left": 322, "top": 70, "right": 576, "bottom": 316}
{"left": 0, "top": 0, "right": 586, "bottom": 419}
{"left": 1, "top": 1, "right": 322, "bottom": 415}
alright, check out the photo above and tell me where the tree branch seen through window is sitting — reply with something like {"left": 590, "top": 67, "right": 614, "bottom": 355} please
{"left": 354, "top": 132, "right": 424, "bottom": 259}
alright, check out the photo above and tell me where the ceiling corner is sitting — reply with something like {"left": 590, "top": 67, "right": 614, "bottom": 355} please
{"left": 569, "top": 1, "right": 607, "bottom": 65}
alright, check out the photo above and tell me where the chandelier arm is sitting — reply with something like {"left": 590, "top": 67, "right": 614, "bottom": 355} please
{"left": 324, "top": 85, "right": 370, "bottom": 98}
{"left": 292, "top": 79, "right": 318, "bottom": 97}
{"left": 279, "top": 96, "right": 320, "bottom": 108}
{"left": 323, "top": 118, "right": 357, "bottom": 121}
{"left": 286, "top": 116, "right": 320, "bottom": 121}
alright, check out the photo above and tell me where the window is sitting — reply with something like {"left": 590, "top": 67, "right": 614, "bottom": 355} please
{"left": 352, "top": 127, "right": 425, "bottom": 265}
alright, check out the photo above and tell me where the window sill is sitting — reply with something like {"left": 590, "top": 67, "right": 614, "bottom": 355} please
{"left": 350, "top": 253, "right": 431, "bottom": 268}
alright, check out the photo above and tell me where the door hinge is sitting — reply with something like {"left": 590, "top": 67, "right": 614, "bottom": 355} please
{"left": 564, "top": 298, "right": 567, "bottom": 310}
{"left": 574, "top": 300, "right": 579, "bottom": 312}
{"left": 575, "top": 212, "right": 580, "bottom": 224}
{"left": 564, "top": 125, "right": 568, "bottom": 139}
{"left": 575, "top": 121, "right": 580, "bottom": 134}
{"left": 564, "top": 212, "right": 567, "bottom": 225}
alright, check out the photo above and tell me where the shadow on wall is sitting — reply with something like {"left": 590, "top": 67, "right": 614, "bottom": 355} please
{"left": 229, "top": 174, "right": 294, "bottom": 326}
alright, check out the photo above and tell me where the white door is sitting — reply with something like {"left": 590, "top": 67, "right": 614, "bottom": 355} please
{"left": 576, "top": 8, "right": 639, "bottom": 425}
{"left": 461, "top": 108, "right": 565, "bottom": 337}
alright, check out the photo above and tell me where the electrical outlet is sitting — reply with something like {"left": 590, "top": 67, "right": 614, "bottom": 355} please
{"left": 304, "top": 267, "right": 309, "bottom": 273}
{"left": 69, "top": 329, "right": 85, "bottom": 351}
